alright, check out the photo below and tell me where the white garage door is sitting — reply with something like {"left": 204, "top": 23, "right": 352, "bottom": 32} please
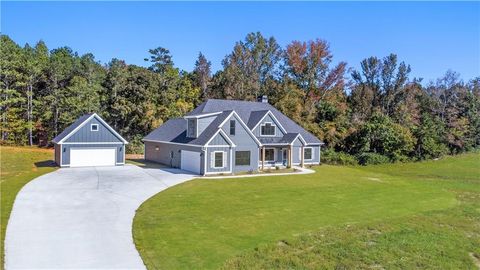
{"left": 180, "top": 150, "right": 201, "bottom": 174}
{"left": 70, "top": 148, "right": 116, "bottom": 167}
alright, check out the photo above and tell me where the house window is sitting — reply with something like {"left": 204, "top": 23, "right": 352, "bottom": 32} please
{"left": 230, "top": 120, "right": 236, "bottom": 135}
{"left": 261, "top": 122, "right": 275, "bottom": 136}
{"left": 187, "top": 119, "right": 196, "bottom": 137}
{"left": 261, "top": 148, "right": 275, "bottom": 161}
{"left": 214, "top": 151, "right": 224, "bottom": 168}
{"left": 170, "top": 151, "right": 174, "bottom": 158}
{"left": 91, "top": 124, "right": 99, "bottom": 131}
{"left": 235, "top": 151, "right": 250, "bottom": 166}
{"left": 304, "top": 148, "right": 313, "bottom": 160}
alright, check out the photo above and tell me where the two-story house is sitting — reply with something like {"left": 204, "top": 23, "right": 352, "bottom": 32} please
{"left": 143, "top": 97, "right": 323, "bottom": 175}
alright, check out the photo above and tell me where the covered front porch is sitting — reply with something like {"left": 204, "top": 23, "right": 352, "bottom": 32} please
{"left": 258, "top": 144, "right": 306, "bottom": 170}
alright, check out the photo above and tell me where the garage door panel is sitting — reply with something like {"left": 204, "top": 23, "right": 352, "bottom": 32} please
{"left": 70, "top": 148, "right": 116, "bottom": 167}
{"left": 180, "top": 150, "right": 201, "bottom": 174}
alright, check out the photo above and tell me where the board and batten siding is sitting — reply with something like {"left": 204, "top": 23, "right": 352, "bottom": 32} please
{"left": 208, "top": 132, "right": 230, "bottom": 146}
{"left": 252, "top": 114, "right": 285, "bottom": 138}
{"left": 64, "top": 118, "right": 123, "bottom": 143}
{"left": 60, "top": 144, "right": 124, "bottom": 166}
{"left": 219, "top": 114, "right": 259, "bottom": 173}
{"left": 144, "top": 141, "right": 205, "bottom": 174}
{"left": 205, "top": 146, "right": 231, "bottom": 174}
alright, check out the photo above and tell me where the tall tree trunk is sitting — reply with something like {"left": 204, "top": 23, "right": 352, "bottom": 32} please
{"left": 28, "top": 83, "right": 33, "bottom": 146}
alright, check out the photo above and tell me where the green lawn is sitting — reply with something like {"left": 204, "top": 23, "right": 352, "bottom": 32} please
{"left": 0, "top": 147, "right": 57, "bottom": 269}
{"left": 133, "top": 153, "right": 480, "bottom": 269}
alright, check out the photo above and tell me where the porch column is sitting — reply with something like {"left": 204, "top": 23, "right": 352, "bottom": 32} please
{"left": 300, "top": 146, "right": 304, "bottom": 168}
{"left": 261, "top": 146, "right": 265, "bottom": 171}
{"left": 288, "top": 145, "right": 293, "bottom": 168}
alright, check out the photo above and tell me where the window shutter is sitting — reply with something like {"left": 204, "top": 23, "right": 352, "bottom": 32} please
{"left": 211, "top": 152, "right": 215, "bottom": 168}
{"left": 223, "top": 152, "right": 227, "bottom": 168}
{"left": 311, "top": 148, "right": 315, "bottom": 159}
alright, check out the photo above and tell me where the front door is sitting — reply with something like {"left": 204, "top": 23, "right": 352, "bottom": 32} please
{"left": 282, "top": 149, "right": 288, "bottom": 165}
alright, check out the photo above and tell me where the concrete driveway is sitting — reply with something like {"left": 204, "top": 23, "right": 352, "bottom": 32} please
{"left": 5, "top": 165, "right": 195, "bottom": 269}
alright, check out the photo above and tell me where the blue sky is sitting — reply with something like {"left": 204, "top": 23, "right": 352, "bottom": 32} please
{"left": 2, "top": 1, "right": 479, "bottom": 83}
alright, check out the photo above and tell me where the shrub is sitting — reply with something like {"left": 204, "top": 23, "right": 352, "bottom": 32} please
{"left": 357, "top": 152, "right": 390, "bottom": 165}
{"left": 322, "top": 149, "right": 357, "bottom": 165}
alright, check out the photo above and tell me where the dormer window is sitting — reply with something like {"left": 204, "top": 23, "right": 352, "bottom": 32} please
{"left": 187, "top": 119, "right": 196, "bottom": 137}
{"left": 261, "top": 122, "right": 275, "bottom": 136}
{"left": 91, "top": 124, "right": 99, "bottom": 131}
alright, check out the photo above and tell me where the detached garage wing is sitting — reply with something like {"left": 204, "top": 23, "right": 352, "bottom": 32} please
{"left": 52, "top": 113, "right": 128, "bottom": 167}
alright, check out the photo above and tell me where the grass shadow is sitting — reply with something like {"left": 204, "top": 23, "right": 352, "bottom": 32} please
{"left": 34, "top": 160, "right": 56, "bottom": 168}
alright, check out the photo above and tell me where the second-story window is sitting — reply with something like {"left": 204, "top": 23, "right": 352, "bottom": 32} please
{"left": 261, "top": 122, "right": 275, "bottom": 136}
{"left": 230, "top": 120, "right": 236, "bottom": 135}
{"left": 187, "top": 119, "right": 196, "bottom": 137}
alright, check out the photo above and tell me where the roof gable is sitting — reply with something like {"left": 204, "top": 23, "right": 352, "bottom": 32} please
{"left": 191, "top": 99, "right": 323, "bottom": 145}
{"left": 52, "top": 113, "right": 128, "bottom": 144}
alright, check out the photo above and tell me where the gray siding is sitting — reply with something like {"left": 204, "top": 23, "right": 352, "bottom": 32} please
{"left": 206, "top": 146, "right": 231, "bottom": 174}
{"left": 208, "top": 132, "right": 230, "bottom": 146}
{"left": 144, "top": 141, "right": 205, "bottom": 174}
{"left": 291, "top": 137, "right": 305, "bottom": 165}
{"left": 305, "top": 145, "right": 321, "bottom": 164}
{"left": 65, "top": 117, "right": 123, "bottom": 143}
{"left": 197, "top": 115, "right": 217, "bottom": 136}
{"left": 60, "top": 144, "right": 124, "bottom": 166}
{"left": 252, "top": 114, "right": 285, "bottom": 138}
{"left": 220, "top": 114, "right": 259, "bottom": 173}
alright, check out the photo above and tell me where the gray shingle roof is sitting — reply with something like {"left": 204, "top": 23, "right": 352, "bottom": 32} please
{"left": 247, "top": 110, "right": 269, "bottom": 129}
{"left": 190, "top": 99, "right": 323, "bottom": 144}
{"left": 144, "top": 99, "right": 323, "bottom": 146}
{"left": 143, "top": 111, "right": 233, "bottom": 146}
{"left": 52, "top": 113, "right": 94, "bottom": 143}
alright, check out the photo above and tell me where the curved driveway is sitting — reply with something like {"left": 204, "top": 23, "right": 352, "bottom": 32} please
{"left": 5, "top": 165, "right": 194, "bottom": 269}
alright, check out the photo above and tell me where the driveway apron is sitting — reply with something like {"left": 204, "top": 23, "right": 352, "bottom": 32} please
{"left": 5, "top": 165, "right": 194, "bottom": 269}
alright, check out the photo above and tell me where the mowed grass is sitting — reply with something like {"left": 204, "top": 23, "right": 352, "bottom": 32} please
{"left": 0, "top": 146, "right": 57, "bottom": 269}
{"left": 133, "top": 153, "right": 479, "bottom": 269}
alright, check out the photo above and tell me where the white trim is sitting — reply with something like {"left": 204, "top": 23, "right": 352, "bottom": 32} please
{"left": 230, "top": 147, "right": 233, "bottom": 172}
{"left": 69, "top": 147, "right": 117, "bottom": 167}
{"left": 142, "top": 139, "right": 203, "bottom": 147}
{"left": 205, "top": 129, "right": 236, "bottom": 147}
{"left": 59, "top": 144, "right": 63, "bottom": 167}
{"left": 184, "top": 111, "right": 222, "bottom": 119}
{"left": 58, "top": 113, "right": 128, "bottom": 144}
{"left": 212, "top": 151, "right": 225, "bottom": 168}
{"left": 203, "top": 148, "right": 207, "bottom": 175}
{"left": 205, "top": 145, "right": 231, "bottom": 148}
{"left": 122, "top": 144, "right": 125, "bottom": 164}
{"left": 116, "top": 162, "right": 125, "bottom": 165}
{"left": 217, "top": 111, "right": 262, "bottom": 146}
{"left": 61, "top": 142, "right": 124, "bottom": 145}
{"left": 251, "top": 110, "right": 287, "bottom": 134}
{"left": 303, "top": 147, "right": 313, "bottom": 161}
{"left": 90, "top": 124, "right": 99, "bottom": 131}
{"left": 290, "top": 134, "right": 307, "bottom": 146}
{"left": 260, "top": 122, "right": 276, "bottom": 137}
{"left": 186, "top": 118, "right": 197, "bottom": 138}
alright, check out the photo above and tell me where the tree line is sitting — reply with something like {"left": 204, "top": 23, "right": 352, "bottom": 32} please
{"left": 1, "top": 33, "right": 479, "bottom": 163}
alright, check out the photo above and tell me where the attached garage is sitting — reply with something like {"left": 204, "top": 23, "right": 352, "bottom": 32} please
{"left": 52, "top": 113, "right": 128, "bottom": 167}
{"left": 180, "top": 150, "right": 201, "bottom": 174}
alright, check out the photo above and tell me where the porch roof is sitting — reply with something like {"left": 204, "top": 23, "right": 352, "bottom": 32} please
{"left": 259, "top": 133, "right": 304, "bottom": 146}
